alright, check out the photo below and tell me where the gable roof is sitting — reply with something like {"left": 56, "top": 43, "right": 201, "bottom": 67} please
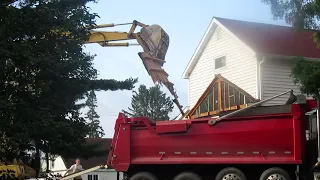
{"left": 62, "top": 138, "right": 113, "bottom": 169}
{"left": 186, "top": 74, "right": 259, "bottom": 119}
{"left": 183, "top": 17, "right": 320, "bottom": 79}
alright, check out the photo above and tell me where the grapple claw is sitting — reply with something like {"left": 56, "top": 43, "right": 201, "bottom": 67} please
{"left": 137, "top": 25, "right": 185, "bottom": 116}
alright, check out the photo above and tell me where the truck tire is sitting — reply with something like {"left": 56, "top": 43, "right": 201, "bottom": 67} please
{"left": 259, "top": 167, "right": 291, "bottom": 180}
{"left": 129, "top": 172, "right": 158, "bottom": 180}
{"left": 215, "top": 167, "right": 247, "bottom": 180}
{"left": 173, "top": 171, "right": 203, "bottom": 180}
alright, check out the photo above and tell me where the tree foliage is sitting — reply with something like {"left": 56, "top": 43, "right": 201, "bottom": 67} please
{"left": 262, "top": 0, "right": 320, "bottom": 99}
{"left": 59, "top": 138, "right": 108, "bottom": 160}
{"left": 261, "top": 0, "right": 307, "bottom": 29}
{"left": 261, "top": 0, "right": 320, "bottom": 46}
{"left": 0, "top": 0, "right": 137, "bottom": 173}
{"left": 123, "top": 84, "right": 174, "bottom": 121}
{"left": 291, "top": 57, "right": 320, "bottom": 99}
{"left": 85, "top": 90, "right": 104, "bottom": 138}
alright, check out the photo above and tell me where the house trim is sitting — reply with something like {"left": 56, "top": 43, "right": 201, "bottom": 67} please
{"left": 182, "top": 17, "right": 256, "bottom": 79}
{"left": 182, "top": 18, "right": 216, "bottom": 79}
{"left": 187, "top": 78, "right": 190, "bottom": 107}
{"left": 257, "top": 56, "right": 266, "bottom": 100}
{"left": 257, "top": 53, "right": 320, "bottom": 62}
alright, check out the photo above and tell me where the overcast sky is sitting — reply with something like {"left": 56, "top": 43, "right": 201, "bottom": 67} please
{"left": 81, "top": 0, "right": 287, "bottom": 138}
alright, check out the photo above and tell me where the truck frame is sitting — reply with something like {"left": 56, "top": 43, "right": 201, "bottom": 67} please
{"left": 106, "top": 90, "right": 320, "bottom": 180}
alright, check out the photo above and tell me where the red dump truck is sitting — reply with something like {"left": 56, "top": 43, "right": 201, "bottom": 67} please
{"left": 106, "top": 90, "right": 320, "bottom": 180}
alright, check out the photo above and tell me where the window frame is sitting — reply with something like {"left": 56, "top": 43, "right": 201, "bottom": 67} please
{"left": 94, "top": 175, "right": 99, "bottom": 180}
{"left": 214, "top": 56, "right": 226, "bottom": 69}
{"left": 88, "top": 174, "right": 99, "bottom": 180}
{"left": 88, "top": 175, "right": 92, "bottom": 180}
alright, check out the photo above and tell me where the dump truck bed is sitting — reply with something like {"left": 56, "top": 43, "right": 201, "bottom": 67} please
{"left": 107, "top": 102, "right": 312, "bottom": 172}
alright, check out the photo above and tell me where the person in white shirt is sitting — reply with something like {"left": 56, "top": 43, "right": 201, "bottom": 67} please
{"left": 64, "top": 158, "right": 84, "bottom": 180}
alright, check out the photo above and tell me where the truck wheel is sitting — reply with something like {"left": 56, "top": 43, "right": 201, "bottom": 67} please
{"left": 129, "top": 172, "right": 158, "bottom": 180}
{"left": 259, "top": 167, "right": 291, "bottom": 180}
{"left": 215, "top": 167, "right": 247, "bottom": 180}
{"left": 173, "top": 171, "right": 203, "bottom": 180}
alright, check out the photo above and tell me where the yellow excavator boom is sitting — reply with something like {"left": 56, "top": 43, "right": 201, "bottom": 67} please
{"left": 84, "top": 20, "right": 184, "bottom": 115}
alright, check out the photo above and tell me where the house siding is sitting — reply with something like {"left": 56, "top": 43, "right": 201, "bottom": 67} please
{"left": 261, "top": 57, "right": 302, "bottom": 106}
{"left": 42, "top": 155, "right": 67, "bottom": 175}
{"left": 188, "top": 25, "right": 257, "bottom": 109}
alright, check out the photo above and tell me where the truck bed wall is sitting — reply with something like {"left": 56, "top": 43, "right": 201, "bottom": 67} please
{"left": 109, "top": 104, "right": 305, "bottom": 172}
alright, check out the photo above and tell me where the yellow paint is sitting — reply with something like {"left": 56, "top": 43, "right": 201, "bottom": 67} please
{"left": 0, "top": 164, "right": 23, "bottom": 179}
{"left": 0, "top": 163, "right": 35, "bottom": 179}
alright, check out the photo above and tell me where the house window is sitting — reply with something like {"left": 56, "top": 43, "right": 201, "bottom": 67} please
{"left": 215, "top": 56, "right": 226, "bottom": 69}
{"left": 88, "top": 174, "right": 99, "bottom": 180}
{"left": 93, "top": 175, "right": 98, "bottom": 180}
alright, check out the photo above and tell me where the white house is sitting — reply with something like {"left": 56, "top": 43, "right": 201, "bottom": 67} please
{"left": 41, "top": 138, "right": 122, "bottom": 180}
{"left": 182, "top": 17, "right": 320, "bottom": 119}
{"left": 40, "top": 154, "right": 67, "bottom": 175}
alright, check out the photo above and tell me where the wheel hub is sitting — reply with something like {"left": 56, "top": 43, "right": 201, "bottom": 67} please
{"left": 222, "top": 173, "right": 241, "bottom": 180}
{"left": 266, "top": 174, "right": 285, "bottom": 180}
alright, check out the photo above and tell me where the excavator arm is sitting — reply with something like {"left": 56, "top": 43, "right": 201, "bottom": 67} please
{"left": 86, "top": 20, "right": 146, "bottom": 46}
{"left": 84, "top": 20, "right": 185, "bottom": 116}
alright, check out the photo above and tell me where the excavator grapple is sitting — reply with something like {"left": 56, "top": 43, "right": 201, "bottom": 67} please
{"left": 139, "top": 24, "right": 170, "bottom": 62}
{"left": 136, "top": 24, "right": 184, "bottom": 115}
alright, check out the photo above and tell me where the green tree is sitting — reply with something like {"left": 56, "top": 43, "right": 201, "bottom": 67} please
{"left": 261, "top": 0, "right": 320, "bottom": 45}
{"left": 0, "top": 0, "right": 137, "bottom": 175}
{"left": 291, "top": 57, "right": 320, "bottom": 99}
{"left": 261, "top": 0, "right": 306, "bottom": 29}
{"left": 262, "top": 0, "right": 320, "bottom": 100}
{"left": 85, "top": 90, "right": 104, "bottom": 138}
{"left": 123, "top": 84, "right": 174, "bottom": 121}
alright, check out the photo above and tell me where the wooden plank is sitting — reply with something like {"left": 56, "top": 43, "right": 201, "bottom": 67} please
{"left": 223, "top": 81, "right": 226, "bottom": 109}
{"left": 209, "top": 110, "right": 220, "bottom": 116}
{"left": 200, "top": 112, "right": 209, "bottom": 117}
{"left": 207, "top": 92, "right": 210, "bottom": 111}
{"left": 212, "top": 85, "right": 215, "bottom": 111}
{"left": 191, "top": 115, "right": 197, "bottom": 119}
{"left": 240, "top": 104, "right": 247, "bottom": 108}
{"left": 233, "top": 88, "right": 236, "bottom": 106}
{"left": 218, "top": 81, "right": 222, "bottom": 110}
{"left": 60, "top": 165, "right": 105, "bottom": 180}
{"left": 228, "top": 84, "right": 230, "bottom": 108}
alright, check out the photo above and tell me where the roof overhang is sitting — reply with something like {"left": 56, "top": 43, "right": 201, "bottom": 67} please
{"left": 257, "top": 53, "right": 320, "bottom": 62}
{"left": 182, "top": 17, "right": 256, "bottom": 79}
{"left": 182, "top": 18, "right": 218, "bottom": 79}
